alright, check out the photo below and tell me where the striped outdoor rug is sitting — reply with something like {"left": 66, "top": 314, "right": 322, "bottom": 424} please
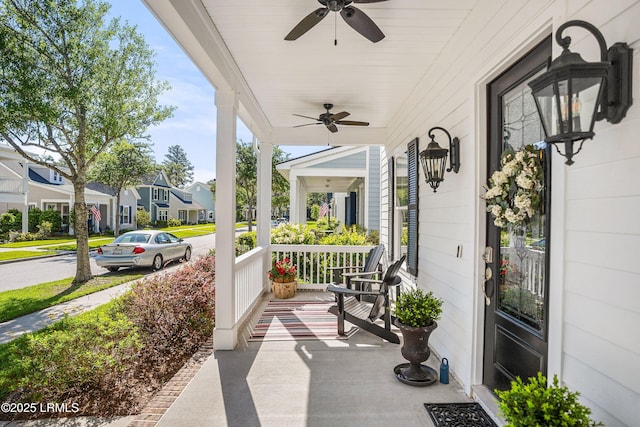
{"left": 248, "top": 300, "right": 348, "bottom": 341}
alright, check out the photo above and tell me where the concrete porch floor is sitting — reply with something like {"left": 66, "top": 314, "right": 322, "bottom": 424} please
{"left": 157, "top": 291, "right": 474, "bottom": 427}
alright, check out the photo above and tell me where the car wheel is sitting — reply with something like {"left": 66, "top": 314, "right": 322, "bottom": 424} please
{"left": 183, "top": 247, "right": 192, "bottom": 262}
{"left": 152, "top": 254, "right": 163, "bottom": 271}
{"left": 107, "top": 266, "right": 120, "bottom": 272}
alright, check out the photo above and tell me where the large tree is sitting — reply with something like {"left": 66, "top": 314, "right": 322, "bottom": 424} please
{"left": 88, "top": 140, "right": 155, "bottom": 236}
{"left": 162, "top": 144, "right": 193, "bottom": 188}
{"left": 0, "top": 0, "right": 173, "bottom": 283}
{"left": 272, "top": 146, "right": 290, "bottom": 217}
{"left": 236, "top": 140, "right": 257, "bottom": 231}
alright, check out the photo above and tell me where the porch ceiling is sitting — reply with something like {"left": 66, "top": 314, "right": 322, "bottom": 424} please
{"left": 143, "top": 0, "right": 478, "bottom": 146}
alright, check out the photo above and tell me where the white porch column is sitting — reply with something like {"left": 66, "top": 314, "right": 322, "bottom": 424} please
{"left": 257, "top": 140, "right": 273, "bottom": 291}
{"left": 289, "top": 172, "right": 298, "bottom": 222}
{"left": 214, "top": 88, "right": 239, "bottom": 350}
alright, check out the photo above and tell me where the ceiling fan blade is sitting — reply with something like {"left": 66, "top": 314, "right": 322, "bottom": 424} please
{"left": 327, "top": 124, "right": 339, "bottom": 133}
{"left": 293, "top": 113, "right": 321, "bottom": 121}
{"left": 285, "top": 8, "right": 330, "bottom": 40}
{"left": 336, "top": 120, "right": 369, "bottom": 126}
{"left": 330, "top": 111, "right": 350, "bottom": 121}
{"left": 293, "top": 123, "right": 322, "bottom": 128}
{"left": 340, "top": 6, "right": 385, "bottom": 43}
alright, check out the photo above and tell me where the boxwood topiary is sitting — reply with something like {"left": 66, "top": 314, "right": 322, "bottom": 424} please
{"left": 496, "top": 372, "right": 603, "bottom": 427}
{"left": 394, "top": 288, "right": 443, "bottom": 327}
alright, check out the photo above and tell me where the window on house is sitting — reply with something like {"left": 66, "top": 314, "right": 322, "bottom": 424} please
{"left": 153, "top": 188, "right": 159, "bottom": 200}
{"left": 163, "top": 190, "right": 169, "bottom": 202}
{"left": 120, "top": 206, "right": 131, "bottom": 224}
{"left": 178, "top": 210, "right": 187, "bottom": 222}
{"left": 158, "top": 209, "right": 168, "bottom": 221}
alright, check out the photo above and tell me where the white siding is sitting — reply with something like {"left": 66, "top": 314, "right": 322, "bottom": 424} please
{"left": 381, "top": 0, "right": 640, "bottom": 425}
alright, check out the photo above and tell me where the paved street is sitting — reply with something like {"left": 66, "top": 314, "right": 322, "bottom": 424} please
{"left": 0, "top": 233, "right": 217, "bottom": 292}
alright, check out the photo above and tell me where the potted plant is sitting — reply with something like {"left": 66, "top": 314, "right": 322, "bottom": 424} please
{"left": 393, "top": 288, "right": 443, "bottom": 386}
{"left": 496, "top": 372, "right": 603, "bottom": 426}
{"left": 269, "top": 256, "right": 297, "bottom": 299}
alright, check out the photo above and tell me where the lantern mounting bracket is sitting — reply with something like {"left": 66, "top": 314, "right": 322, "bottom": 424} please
{"left": 557, "top": 20, "right": 633, "bottom": 124}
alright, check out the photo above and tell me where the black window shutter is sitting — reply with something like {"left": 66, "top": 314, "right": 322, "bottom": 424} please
{"left": 407, "top": 138, "right": 419, "bottom": 276}
{"left": 388, "top": 156, "right": 394, "bottom": 261}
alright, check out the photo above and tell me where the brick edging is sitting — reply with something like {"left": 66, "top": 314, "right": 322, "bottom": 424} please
{"left": 127, "top": 337, "right": 214, "bottom": 426}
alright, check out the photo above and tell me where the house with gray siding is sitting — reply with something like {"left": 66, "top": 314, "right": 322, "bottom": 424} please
{"left": 276, "top": 146, "right": 381, "bottom": 232}
{"left": 137, "top": 171, "right": 203, "bottom": 225}
{"left": 185, "top": 181, "right": 215, "bottom": 222}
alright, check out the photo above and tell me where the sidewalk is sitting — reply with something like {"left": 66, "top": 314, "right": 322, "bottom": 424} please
{"left": 0, "top": 282, "right": 133, "bottom": 344}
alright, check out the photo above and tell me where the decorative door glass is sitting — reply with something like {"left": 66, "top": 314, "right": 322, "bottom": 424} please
{"left": 499, "top": 75, "right": 548, "bottom": 332}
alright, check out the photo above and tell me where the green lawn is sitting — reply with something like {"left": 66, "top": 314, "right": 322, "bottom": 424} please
{"left": 0, "top": 272, "right": 143, "bottom": 323}
{"left": 0, "top": 250, "right": 57, "bottom": 261}
{"left": 0, "top": 224, "right": 215, "bottom": 253}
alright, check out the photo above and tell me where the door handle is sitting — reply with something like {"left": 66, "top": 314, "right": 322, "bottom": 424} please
{"left": 482, "top": 267, "right": 493, "bottom": 306}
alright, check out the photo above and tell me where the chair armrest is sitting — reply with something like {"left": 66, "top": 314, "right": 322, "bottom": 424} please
{"left": 327, "top": 285, "right": 382, "bottom": 297}
{"left": 327, "top": 265, "right": 364, "bottom": 272}
{"left": 341, "top": 271, "right": 380, "bottom": 278}
{"left": 350, "top": 278, "right": 383, "bottom": 285}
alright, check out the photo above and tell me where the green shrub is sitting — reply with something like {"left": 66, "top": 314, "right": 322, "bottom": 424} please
{"left": 367, "top": 230, "right": 380, "bottom": 245}
{"left": 271, "top": 222, "right": 315, "bottom": 244}
{"left": 496, "top": 373, "right": 603, "bottom": 427}
{"left": 154, "top": 220, "right": 167, "bottom": 229}
{"left": 319, "top": 226, "right": 368, "bottom": 245}
{"left": 40, "top": 209, "right": 62, "bottom": 232}
{"left": 136, "top": 209, "right": 151, "bottom": 229}
{"left": 395, "top": 288, "right": 443, "bottom": 327}
{"left": 28, "top": 207, "right": 42, "bottom": 232}
{"left": 167, "top": 217, "right": 182, "bottom": 227}
{"left": 0, "top": 212, "right": 16, "bottom": 233}
{"left": 36, "top": 221, "right": 52, "bottom": 238}
{"left": 236, "top": 231, "right": 257, "bottom": 256}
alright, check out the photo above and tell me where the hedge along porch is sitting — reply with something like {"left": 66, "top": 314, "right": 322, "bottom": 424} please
{"left": 143, "top": 1, "right": 640, "bottom": 426}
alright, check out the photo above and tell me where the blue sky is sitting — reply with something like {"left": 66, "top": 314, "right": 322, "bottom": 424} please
{"left": 107, "top": 1, "right": 324, "bottom": 183}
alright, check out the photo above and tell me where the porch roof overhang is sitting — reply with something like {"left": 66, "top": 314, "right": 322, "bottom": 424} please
{"left": 141, "top": 0, "right": 479, "bottom": 148}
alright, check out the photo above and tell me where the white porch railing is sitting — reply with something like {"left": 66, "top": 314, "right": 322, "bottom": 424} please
{"left": 234, "top": 246, "right": 267, "bottom": 324}
{"left": 232, "top": 244, "right": 376, "bottom": 324}
{"left": 501, "top": 247, "right": 546, "bottom": 298}
{"left": 0, "top": 178, "right": 23, "bottom": 193}
{"left": 271, "top": 244, "right": 376, "bottom": 286}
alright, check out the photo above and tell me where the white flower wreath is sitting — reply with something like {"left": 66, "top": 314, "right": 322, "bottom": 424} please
{"left": 483, "top": 146, "right": 544, "bottom": 228}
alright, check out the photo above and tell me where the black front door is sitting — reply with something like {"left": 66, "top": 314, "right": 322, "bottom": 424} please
{"left": 483, "top": 37, "right": 552, "bottom": 392}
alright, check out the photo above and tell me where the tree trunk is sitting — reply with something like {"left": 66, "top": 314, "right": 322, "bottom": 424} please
{"left": 115, "top": 192, "right": 121, "bottom": 236}
{"left": 73, "top": 181, "right": 93, "bottom": 284}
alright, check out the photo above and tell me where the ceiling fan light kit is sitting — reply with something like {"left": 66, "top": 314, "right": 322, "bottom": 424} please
{"left": 285, "top": 0, "right": 388, "bottom": 44}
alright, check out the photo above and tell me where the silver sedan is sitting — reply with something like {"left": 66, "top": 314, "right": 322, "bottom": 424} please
{"left": 95, "top": 230, "right": 192, "bottom": 272}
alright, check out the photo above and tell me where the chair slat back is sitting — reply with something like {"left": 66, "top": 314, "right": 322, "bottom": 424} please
{"left": 367, "top": 255, "right": 406, "bottom": 321}
{"left": 362, "top": 244, "right": 385, "bottom": 273}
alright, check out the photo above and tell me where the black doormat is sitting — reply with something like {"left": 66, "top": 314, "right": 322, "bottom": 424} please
{"left": 424, "top": 402, "right": 497, "bottom": 427}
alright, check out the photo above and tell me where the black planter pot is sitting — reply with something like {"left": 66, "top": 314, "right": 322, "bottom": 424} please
{"left": 393, "top": 318, "right": 438, "bottom": 386}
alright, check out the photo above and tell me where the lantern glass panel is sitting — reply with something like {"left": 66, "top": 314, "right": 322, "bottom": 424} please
{"left": 571, "top": 75, "right": 604, "bottom": 133}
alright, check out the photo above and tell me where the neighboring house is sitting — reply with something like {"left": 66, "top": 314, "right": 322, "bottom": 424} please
{"left": 276, "top": 146, "right": 381, "bottom": 232}
{"left": 184, "top": 181, "right": 215, "bottom": 222}
{"left": 0, "top": 145, "right": 114, "bottom": 234}
{"left": 136, "top": 171, "right": 204, "bottom": 225}
{"left": 85, "top": 182, "right": 141, "bottom": 231}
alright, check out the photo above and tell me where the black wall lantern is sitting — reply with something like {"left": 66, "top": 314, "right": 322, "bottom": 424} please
{"left": 528, "top": 20, "right": 633, "bottom": 165}
{"left": 419, "top": 126, "right": 460, "bottom": 192}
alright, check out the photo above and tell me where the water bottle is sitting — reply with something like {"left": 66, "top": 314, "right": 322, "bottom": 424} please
{"left": 440, "top": 358, "right": 449, "bottom": 384}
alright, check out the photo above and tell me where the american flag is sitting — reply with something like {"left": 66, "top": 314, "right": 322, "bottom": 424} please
{"left": 90, "top": 205, "right": 101, "bottom": 222}
{"left": 319, "top": 202, "right": 329, "bottom": 217}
